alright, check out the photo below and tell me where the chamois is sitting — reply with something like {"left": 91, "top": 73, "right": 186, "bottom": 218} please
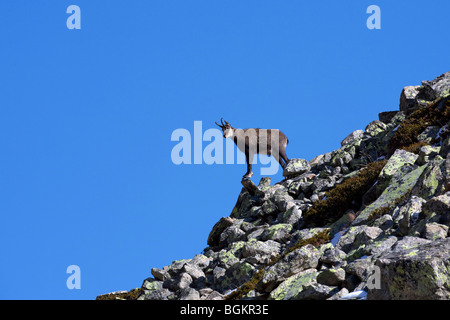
{"left": 215, "top": 118, "right": 289, "bottom": 178}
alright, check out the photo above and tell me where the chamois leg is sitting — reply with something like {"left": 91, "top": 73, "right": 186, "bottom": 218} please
{"left": 243, "top": 153, "right": 254, "bottom": 179}
{"left": 272, "top": 152, "right": 286, "bottom": 169}
{"left": 279, "top": 149, "right": 289, "bottom": 168}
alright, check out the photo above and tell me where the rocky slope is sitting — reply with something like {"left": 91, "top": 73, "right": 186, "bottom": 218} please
{"left": 97, "top": 72, "right": 450, "bottom": 300}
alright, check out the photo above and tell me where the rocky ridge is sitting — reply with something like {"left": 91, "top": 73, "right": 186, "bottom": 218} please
{"left": 97, "top": 72, "right": 450, "bottom": 300}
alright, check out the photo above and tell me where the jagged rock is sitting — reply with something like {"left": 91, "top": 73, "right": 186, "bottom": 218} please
{"left": 260, "top": 245, "right": 320, "bottom": 292}
{"left": 277, "top": 204, "right": 302, "bottom": 226}
{"left": 317, "top": 268, "right": 346, "bottom": 286}
{"left": 372, "top": 214, "right": 394, "bottom": 231}
{"left": 400, "top": 86, "right": 421, "bottom": 114}
{"left": 365, "top": 120, "right": 388, "bottom": 137}
{"left": 182, "top": 263, "right": 205, "bottom": 282}
{"left": 417, "top": 126, "right": 441, "bottom": 143}
{"left": 397, "top": 196, "right": 426, "bottom": 235}
{"left": 330, "top": 147, "right": 354, "bottom": 167}
{"left": 369, "top": 238, "right": 450, "bottom": 300}
{"left": 268, "top": 268, "right": 318, "bottom": 300}
{"left": 336, "top": 226, "right": 382, "bottom": 254}
{"left": 320, "top": 247, "right": 346, "bottom": 266}
{"left": 241, "top": 178, "right": 265, "bottom": 197}
{"left": 179, "top": 287, "right": 200, "bottom": 300}
{"left": 216, "top": 241, "right": 245, "bottom": 269}
{"left": 423, "top": 192, "right": 450, "bottom": 217}
{"left": 151, "top": 267, "right": 167, "bottom": 281}
{"left": 341, "top": 130, "right": 364, "bottom": 146}
{"left": 261, "top": 200, "right": 278, "bottom": 216}
{"left": 440, "top": 137, "right": 450, "bottom": 157}
{"left": 261, "top": 224, "right": 292, "bottom": 243}
{"left": 163, "top": 272, "right": 193, "bottom": 292}
{"left": 378, "top": 111, "right": 399, "bottom": 124}
{"left": 390, "top": 236, "right": 431, "bottom": 253}
{"left": 353, "top": 164, "right": 426, "bottom": 226}
{"left": 283, "top": 158, "right": 310, "bottom": 178}
{"left": 216, "top": 261, "right": 256, "bottom": 293}
{"left": 417, "top": 145, "right": 441, "bottom": 165}
{"left": 241, "top": 239, "right": 281, "bottom": 265}
{"left": 203, "top": 290, "right": 224, "bottom": 300}
{"left": 207, "top": 217, "right": 234, "bottom": 247}
{"left": 412, "top": 160, "right": 446, "bottom": 200}
{"left": 139, "top": 279, "right": 174, "bottom": 300}
{"left": 378, "top": 149, "right": 418, "bottom": 188}
{"left": 294, "top": 283, "right": 340, "bottom": 300}
{"left": 418, "top": 71, "right": 450, "bottom": 102}
{"left": 219, "top": 225, "right": 246, "bottom": 247}
{"left": 423, "top": 223, "right": 449, "bottom": 241}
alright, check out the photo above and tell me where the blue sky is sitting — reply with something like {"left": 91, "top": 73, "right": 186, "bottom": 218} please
{"left": 0, "top": 1, "right": 448, "bottom": 299}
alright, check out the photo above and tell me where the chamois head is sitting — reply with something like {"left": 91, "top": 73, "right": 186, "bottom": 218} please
{"left": 215, "top": 118, "right": 234, "bottom": 138}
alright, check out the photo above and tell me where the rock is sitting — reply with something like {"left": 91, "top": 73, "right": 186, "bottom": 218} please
{"left": 412, "top": 160, "right": 446, "bottom": 200}
{"left": 261, "top": 224, "right": 292, "bottom": 243}
{"left": 317, "top": 268, "right": 346, "bottom": 286}
{"left": 440, "top": 137, "right": 450, "bottom": 157}
{"left": 378, "top": 149, "right": 418, "bottom": 188}
{"left": 400, "top": 86, "right": 421, "bottom": 114}
{"left": 216, "top": 241, "right": 245, "bottom": 269}
{"left": 163, "top": 272, "right": 193, "bottom": 292}
{"left": 336, "top": 226, "right": 382, "bottom": 254}
{"left": 139, "top": 279, "right": 174, "bottom": 300}
{"left": 341, "top": 130, "right": 364, "bottom": 146}
{"left": 397, "top": 196, "right": 426, "bottom": 235}
{"left": 203, "top": 290, "right": 224, "bottom": 300}
{"left": 390, "top": 236, "right": 431, "bottom": 253}
{"left": 378, "top": 111, "right": 399, "bottom": 124}
{"left": 216, "top": 261, "right": 256, "bottom": 293}
{"left": 417, "top": 145, "right": 441, "bottom": 165}
{"left": 241, "top": 239, "right": 281, "bottom": 265}
{"left": 283, "top": 159, "right": 311, "bottom": 178}
{"left": 294, "top": 283, "right": 340, "bottom": 300}
{"left": 320, "top": 247, "right": 346, "bottom": 266}
{"left": 260, "top": 245, "right": 320, "bottom": 292}
{"left": 268, "top": 268, "right": 318, "bottom": 300}
{"left": 309, "top": 154, "right": 324, "bottom": 168}
{"left": 418, "top": 71, "right": 450, "bottom": 102}
{"left": 364, "top": 235, "right": 398, "bottom": 257}
{"left": 424, "top": 223, "right": 449, "bottom": 241}
{"left": 372, "top": 214, "right": 394, "bottom": 231}
{"left": 365, "top": 120, "right": 388, "bottom": 137}
{"left": 151, "top": 267, "right": 167, "bottom": 281}
{"left": 179, "top": 287, "right": 200, "bottom": 300}
{"left": 330, "top": 148, "right": 354, "bottom": 167}
{"left": 423, "top": 192, "right": 450, "bottom": 216}
{"left": 182, "top": 263, "right": 205, "bottom": 282}
{"left": 417, "top": 126, "right": 441, "bottom": 143}
{"left": 207, "top": 217, "right": 235, "bottom": 247}
{"left": 353, "top": 164, "right": 426, "bottom": 226}
{"left": 277, "top": 204, "right": 302, "bottom": 226}
{"left": 368, "top": 238, "right": 450, "bottom": 300}
{"left": 241, "top": 178, "right": 265, "bottom": 197}
{"left": 219, "top": 225, "right": 246, "bottom": 247}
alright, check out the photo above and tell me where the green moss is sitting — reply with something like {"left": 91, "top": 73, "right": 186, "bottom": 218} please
{"left": 303, "top": 160, "right": 387, "bottom": 227}
{"left": 96, "top": 288, "right": 143, "bottom": 300}
{"left": 401, "top": 141, "right": 429, "bottom": 154}
{"left": 225, "top": 229, "right": 331, "bottom": 300}
{"left": 389, "top": 97, "right": 450, "bottom": 153}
